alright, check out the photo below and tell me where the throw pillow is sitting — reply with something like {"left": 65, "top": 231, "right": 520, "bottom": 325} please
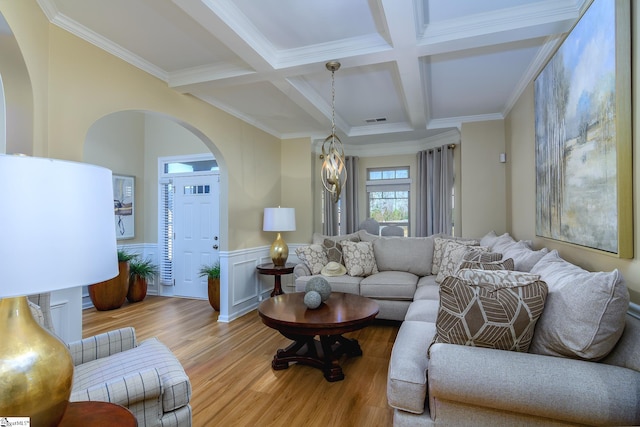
{"left": 457, "top": 268, "right": 539, "bottom": 285}
{"left": 323, "top": 237, "right": 357, "bottom": 265}
{"left": 342, "top": 240, "right": 379, "bottom": 277}
{"left": 436, "top": 241, "right": 488, "bottom": 283}
{"left": 458, "top": 258, "right": 515, "bottom": 272}
{"left": 529, "top": 250, "right": 629, "bottom": 361}
{"left": 479, "top": 231, "right": 500, "bottom": 249}
{"left": 490, "top": 233, "right": 518, "bottom": 253}
{"left": 295, "top": 245, "right": 328, "bottom": 275}
{"left": 431, "top": 237, "right": 479, "bottom": 275}
{"left": 462, "top": 248, "right": 502, "bottom": 263}
{"left": 431, "top": 275, "right": 548, "bottom": 353}
{"left": 501, "top": 241, "right": 549, "bottom": 272}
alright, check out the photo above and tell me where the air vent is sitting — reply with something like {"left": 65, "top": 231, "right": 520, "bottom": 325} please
{"left": 364, "top": 117, "right": 387, "bottom": 123}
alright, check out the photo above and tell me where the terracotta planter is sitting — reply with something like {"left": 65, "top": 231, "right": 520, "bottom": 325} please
{"left": 89, "top": 260, "right": 129, "bottom": 311}
{"left": 208, "top": 278, "right": 220, "bottom": 311}
{"left": 127, "top": 275, "right": 148, "bottom": 303}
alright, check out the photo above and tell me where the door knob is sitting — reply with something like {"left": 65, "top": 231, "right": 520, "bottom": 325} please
{"left": 213, "top": 244, "right": 219, "bottom": 250}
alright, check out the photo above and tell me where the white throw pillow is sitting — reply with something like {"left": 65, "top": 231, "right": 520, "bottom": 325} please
{"left": 342, "top": 241, "right": 379, "bottom": 277}
{"left": 501, "top": 241, "right": 549, "bottom": 272}
{"left": 529, "top": 250, "right": 629, "bottom": 361}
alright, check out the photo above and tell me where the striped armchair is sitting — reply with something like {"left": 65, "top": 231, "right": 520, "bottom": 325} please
{"left": 28, "top": 294, "right": 192, "bottom": 427}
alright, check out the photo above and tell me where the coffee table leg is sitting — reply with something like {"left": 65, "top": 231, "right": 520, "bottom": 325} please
{"left": 320, "top": 336, "right": 344, "bottom": 382}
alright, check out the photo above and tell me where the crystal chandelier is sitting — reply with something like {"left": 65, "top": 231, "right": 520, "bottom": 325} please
{"left": 320, "top": 60, "right": 347, "bottom": 203}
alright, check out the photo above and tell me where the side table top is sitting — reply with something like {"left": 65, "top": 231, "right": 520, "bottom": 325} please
{"left": 258, "top": 292, "right": 379, "bottom": 335}
{"left": 256, "top": 262, "right": 295, "bottom": 274}
{"left": 60, "top": 401, "right": 137, "bottom": 427}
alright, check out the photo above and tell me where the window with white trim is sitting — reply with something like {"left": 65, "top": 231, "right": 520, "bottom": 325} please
{"left": 367, "top": 166, "right": 410, "bottom": 235}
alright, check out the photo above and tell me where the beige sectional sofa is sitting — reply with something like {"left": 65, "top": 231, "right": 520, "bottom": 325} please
{"left": 294, "top": 231, "right": 640, "bottom": 426}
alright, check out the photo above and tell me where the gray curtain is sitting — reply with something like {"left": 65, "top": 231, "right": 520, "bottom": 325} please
{"left": 343, "top": 156, "right": 359, "bottom": 234}
{"left": 322, "top": 187, "right": 339, "bottom": 236}
{"left": 416, "top": 145, "right": 455, "bottom": 236}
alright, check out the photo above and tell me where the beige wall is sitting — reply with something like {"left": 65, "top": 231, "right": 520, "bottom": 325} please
{"left": 281, "top": 138, "right": 314, "bottom": 245}
{"left": 1, "top": 0, "right": 284, "bottom": 251}
{"left": 505, "top": 2, "right": 640, "bottom": 303}
{"left": 460, "top": 121, "right": 507, "bottom": 238}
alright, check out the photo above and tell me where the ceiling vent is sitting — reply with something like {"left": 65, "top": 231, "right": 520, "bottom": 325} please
{"left": 365, "top": 117, "right": 387, "bottom": 124}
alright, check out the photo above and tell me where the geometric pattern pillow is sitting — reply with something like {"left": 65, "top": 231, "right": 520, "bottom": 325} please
{"left": 436, "top": 241, "right": 488, "bottom": 283}
{"left": 458, "top": 257, "right": 515, "bottom": 272}
{"left": 431, "top": 275, "right": 548, "bottom": 353}
{"left": 295, "top": 244, "right": 328, "bottom": 275}
{"left": 462, "top": 249, "right": 502, "bottom": 263}
{"left": 341, "top": 240, "right": 379, "bottom": 277}
{"left": 323, "top": 237, "right": 357, "bottom": 265}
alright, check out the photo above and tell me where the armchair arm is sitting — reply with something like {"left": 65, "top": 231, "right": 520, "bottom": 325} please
{"left": 293, "top": 263, "right": 311, "bottom": 278}
{"left": 428, "top": 343, "right": 640, "bottom": 426}
{"left": 66, "top": 327, "right": 138, "bottom": 365}
{"left": 70, "top": 367, "right": 162, "bottom": 410}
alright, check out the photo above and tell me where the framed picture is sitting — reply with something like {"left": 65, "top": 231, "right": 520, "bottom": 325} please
{"left": 113, "top": 174, "right": 135, "bottom": 240}
{"left": 534, "top": 0, "right": 632, "bottom": 258}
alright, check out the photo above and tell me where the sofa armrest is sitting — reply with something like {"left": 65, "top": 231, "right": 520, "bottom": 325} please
{"left": 70, "top": 367, "right": 162, "bottom": 410}
{"left": 293, "top": 263, "right": 311, "bottom": 278}
{"left": 428, "top": 343, "right": 640, "bottom": 426}
{"left": 66, "top": 327, "right": 138, "bottom": 365}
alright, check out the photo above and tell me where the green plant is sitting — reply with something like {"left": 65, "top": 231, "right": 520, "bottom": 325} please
{"left": 117, "top": 249, "right": 136, "bottom": 262}
{"left": 129, "top": 258, "right": 159, "bottom": 280}
{"left": 199, "top": 262, "right": 221, "bottom": 279}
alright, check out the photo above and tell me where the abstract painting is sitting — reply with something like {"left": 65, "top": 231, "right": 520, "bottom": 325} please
{"left": 534, "top": 0, "right": 632, "bottom": 257}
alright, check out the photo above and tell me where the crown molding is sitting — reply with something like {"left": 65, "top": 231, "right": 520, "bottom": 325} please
{"left": 428, "top": 113, "right": 504, "bottom": 130}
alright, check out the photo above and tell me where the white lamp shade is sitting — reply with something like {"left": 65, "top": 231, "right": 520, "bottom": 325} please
{"left": 263, "top": 207, "right": 296, "bottom": 232}
{"left": 0, "top": 155, "right": 119, "bottom": 297}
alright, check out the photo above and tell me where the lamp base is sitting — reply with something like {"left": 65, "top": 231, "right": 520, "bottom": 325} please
{"left": 0, "top": 296, "right": 74, "bottom": 426}
{"left": 270, "top": 232, "right": 289, "bottom": 267}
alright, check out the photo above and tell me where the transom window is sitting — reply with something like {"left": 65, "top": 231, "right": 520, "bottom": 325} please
{"left": 367, "top": 167, "right": 410, "bottom": 235}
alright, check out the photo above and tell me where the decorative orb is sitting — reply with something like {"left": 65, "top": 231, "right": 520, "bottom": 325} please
{"left": 304, "top": 290, "right": 322, "bottom": 309}
{"left": 305, "top": 276, "right": 332, "bottom": 301}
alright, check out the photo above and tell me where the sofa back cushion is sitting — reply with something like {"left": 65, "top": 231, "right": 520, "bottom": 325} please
{"left": 373, "top": 236, "right": 434, "bottom": 276}
{"left": 529, "top": 250, "right": 629, "bottom": 361}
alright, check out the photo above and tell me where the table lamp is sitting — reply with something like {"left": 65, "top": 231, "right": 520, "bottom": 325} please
{"left": 0, "top": 155, "right": 118, "bottom": 426}
{"left": 263, "top": 207, "right": 296, "bottom": 266}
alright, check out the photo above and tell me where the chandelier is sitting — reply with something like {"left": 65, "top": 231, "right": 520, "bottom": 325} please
{"left": 320, "top": 60, "right": 346, "bottom": 203}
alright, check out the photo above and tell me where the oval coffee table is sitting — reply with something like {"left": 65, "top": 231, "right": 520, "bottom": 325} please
{"left": 258, "top": 292, "right": 379, "bottom": 382}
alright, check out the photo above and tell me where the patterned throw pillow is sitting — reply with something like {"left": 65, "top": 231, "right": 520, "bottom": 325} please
{"left": 458, "top": 258, "right": 515, "bottom": 272}
{"left": 431, "top": 237, "right": 479, "bottom": 275}
{"left": 323, "top": 237, "right": 357, "bottom": 265}
{"left": 342, "top": 240, "right": 379, "bottom": 277}
{"left": 436, "top": 241, "right": 488, "bottom": 283}
{"left": 295, "top": 244, "right": 328, "bottom": 275}
{"left": 431, "top": 275, "right": 548, "bottom": 353}
{"left": 457, "top": 268, "right": 539, "bottom": 285}
{"left": 462, "top": 249, "right": 502, "bottom": 263}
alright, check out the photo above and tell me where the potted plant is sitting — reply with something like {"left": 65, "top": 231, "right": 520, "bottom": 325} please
{"left": 89, "top": 249, "right": 135, "bottom": 310}
{"left": 127, "top": 257, "right": 158, "bottom": 303}
{"left": 199, "top": 262, "right": 221, "bottom": 311}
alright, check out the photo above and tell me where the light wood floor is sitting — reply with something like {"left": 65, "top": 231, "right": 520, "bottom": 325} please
{"left": 82, "top": 296, "right": 399, "bottom": 427}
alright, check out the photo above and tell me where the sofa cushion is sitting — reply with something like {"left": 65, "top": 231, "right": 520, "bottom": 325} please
{"left": 295, "top": 274, "right": 361, "bottom": 295}
{"left": 342, "top": 240, "right": 379, "bottom": 277}
{"left": 373, "top": 236, "right": 434, "bottom": 276}
{"left": 431, "top": 275, "right": 548, "bottom": 353}
{"left": 360, "top": 271, "right": 418, "bottom": 300}
{"left": 501, "top": 241, "right": 549, "bottom": 272}
{"left": 529, "top": 250, "right": 629, "bottom": 360}
{"left": 436, "top": 242, "right": 488, "bottom": 283}
{"left": 405, "top": 299, "right": 439, "bottom": 322}
{"left": 414, "top": 276, "right": 439, "bottom": 301}
{"left": 295, "top": 244, "right": 328, "bottom": 275}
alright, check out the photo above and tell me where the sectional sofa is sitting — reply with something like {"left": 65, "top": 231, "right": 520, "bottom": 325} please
{"left": 294, "top": 231, "right": 640, "bottom": 426}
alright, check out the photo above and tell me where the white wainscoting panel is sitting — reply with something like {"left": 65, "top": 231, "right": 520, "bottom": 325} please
{"left": 51, "top": 287, "right": 82, "bottom": 343}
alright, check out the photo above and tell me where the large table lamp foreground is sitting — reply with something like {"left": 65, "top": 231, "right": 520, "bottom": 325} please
{"left": 263, "top": 207, "right": 296, "bottom": 266}
{"left": 0, "top": 155, "right": 118, "bottom": 426}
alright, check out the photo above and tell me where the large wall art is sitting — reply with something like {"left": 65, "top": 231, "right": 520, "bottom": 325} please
{"left": 534, "top": 0, "right": 632, "bottom": 257}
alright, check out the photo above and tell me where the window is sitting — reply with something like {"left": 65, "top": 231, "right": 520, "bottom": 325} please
{"left": 159, "top": 180, "right": 174, "bottom": 286}
{"left": 367, "top": 167, "right": 410, "bottom": 235}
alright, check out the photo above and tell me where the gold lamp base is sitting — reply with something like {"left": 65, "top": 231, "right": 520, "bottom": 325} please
{"left": 270, "top": 232, "right": 289, "bottom": 267}
{"left": 0, "top": 296, "right": 74, "bottom": 426}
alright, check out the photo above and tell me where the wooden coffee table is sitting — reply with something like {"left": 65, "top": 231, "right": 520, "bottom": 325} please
{"left": 258, "top": 292, "right": 379, "bottom": 381}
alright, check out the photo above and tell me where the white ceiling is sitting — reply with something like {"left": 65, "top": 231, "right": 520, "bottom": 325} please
{"left": 35, "top": 0, "right": 588, "bottom": 152}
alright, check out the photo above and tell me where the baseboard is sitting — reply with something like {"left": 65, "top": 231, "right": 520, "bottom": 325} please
{"left": 628, "top": 302, "right": 640, "bottom": 320}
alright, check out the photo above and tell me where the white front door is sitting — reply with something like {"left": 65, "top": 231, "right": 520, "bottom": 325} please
{"left": 173, "top": 174, "right": 220, "bottom": 299}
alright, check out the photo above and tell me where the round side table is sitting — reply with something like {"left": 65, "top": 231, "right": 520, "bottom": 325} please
{"left": 256, "top": 263, "right": 295, "bottom": 296}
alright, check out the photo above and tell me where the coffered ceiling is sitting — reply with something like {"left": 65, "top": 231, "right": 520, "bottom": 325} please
{"left": 35, "top": 0, "right": 588, "bottom": 152}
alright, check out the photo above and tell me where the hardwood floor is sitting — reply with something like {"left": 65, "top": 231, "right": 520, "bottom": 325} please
{"left": 82, "top": 296, "right": 399, "bottom": 427}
